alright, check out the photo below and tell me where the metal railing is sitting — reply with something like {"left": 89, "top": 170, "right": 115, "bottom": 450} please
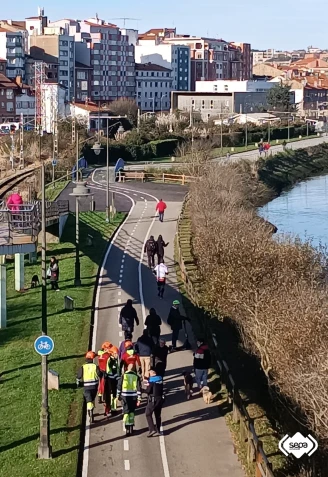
{"left": 176, "top": 199, "right": 275, "bottom": 477}
{"left": 117, "top": 171, "right": 196, "bottom": 185}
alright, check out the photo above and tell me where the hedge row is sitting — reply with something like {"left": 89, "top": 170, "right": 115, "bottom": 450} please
{"left": 84, "top": 138, "right": 178, "bottom": 163}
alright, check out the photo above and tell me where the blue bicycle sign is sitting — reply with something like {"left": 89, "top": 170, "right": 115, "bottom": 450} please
{"left": 34, "top": 335, "right": 54, "bottom": 356}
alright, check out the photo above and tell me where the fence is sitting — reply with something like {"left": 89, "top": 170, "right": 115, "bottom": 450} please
{"left": 117, "top": 171, "right": 196, "bottom": 185}
{"left": 176, "top": 199, "right": 275, "bottom": 477}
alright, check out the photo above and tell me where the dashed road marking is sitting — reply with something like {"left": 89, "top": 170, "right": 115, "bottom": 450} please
{"left": 118, "top": 298, "right": 121, "bottom": 304}
{"left": 124, "top": 440, "right": 129, "bottom": 451}
{"left": 133, "top": 193, "right": 138, "bottom": 196}
{"left": 119, "top": 331, "right": 123, "bottom": 337}
{"left": 118, "top": 291, "right": 121, "bottom": 296}
{"left": 140, "top": 196, "right": 144, "bottom": 199}
{"left": 119, "top": 279, "right": 122, "bottom": 284}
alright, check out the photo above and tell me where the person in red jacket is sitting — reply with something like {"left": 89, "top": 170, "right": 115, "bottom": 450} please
{"left": 156, "top": 199, "right": 167, "bottom": 222}
{"left": 97, "top": 342, "right": 112, "bottom": 404}
{"left": 120, "top": 345, "right": 141, "bottom": 374}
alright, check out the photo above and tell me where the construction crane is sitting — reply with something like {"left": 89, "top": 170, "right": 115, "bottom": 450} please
{"left": 110, "top": 17, "right": 141, "bottom": 27}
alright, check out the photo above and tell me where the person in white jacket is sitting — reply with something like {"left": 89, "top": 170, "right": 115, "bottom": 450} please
{"left": 153, "top": 260, "right": 168, "bottom": 299}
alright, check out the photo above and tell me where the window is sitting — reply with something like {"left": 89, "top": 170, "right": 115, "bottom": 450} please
{"left": 150, "top": 92, "right": 153, "bottom": 97}
{"left": 6, "top": 102, "right": 14, "bottom": 112}
{"left": 155, "top": 92, "right": 158, "bottom": 97}
{"left": 93, "top": 80, "right": 99, "bottom": 86}
{"left": 138, "top": 81, "right": 141, "bottom": 87}
{"left": 81, "top": 81, "right": 88, "bottom": 91}
{"left": 60, "top": 40, "right": 68, "bottom": 46}
{"left": 6, "top": 89, "right": 13, "bottom": 99}
{"left": 60, "top": 50, "right": 68, "bottom": 56}
{"left": 1, "top": 102, "right": 4, "bottom": 108}
{"left": 155, "top": 82, "right": 158, "bottom": 87}
{"left": 60, "top": 70, "right": 68, "bottom": 76}
{"left": 16, "top": 101, "right": 22, "bottom": 108}
{"left": 145, "top": 92, "right": 147, "bottom": 98}
{"left": 151, "top": 72, "right": 154, "bottom": 76}
{"left": 0, "top": 89, "right": 4, "bottom": 95}
{"left": 150, "top": 82, "right": 152, "bottom": 87}
{"left": 77, "top": 71, "right": 86, "bottom": 80}
{"left": 60, "top": 60, "right": 68, "bottom": 66}
{"left": 224, "top": 85, "right": 228, "bottom": 91}
{"left": 155, "top": 102, "right": 158, "bottom": 107}
{"left": 145, "top": 102, "right": 147, "bottom": 107}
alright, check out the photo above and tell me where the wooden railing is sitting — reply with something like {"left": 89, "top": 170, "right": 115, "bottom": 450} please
{"left": 176, "top": 198, "right": 275, "bottom": 477}
{"left": 117, "top": 171, "right": 196, "bottom": 185}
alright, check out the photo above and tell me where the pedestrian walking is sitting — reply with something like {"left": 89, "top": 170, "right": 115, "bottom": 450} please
{"left": 96, "top": 341, "right": 112, "bottom": 404}
{"left": 136, "top": 329, "right": 154, "bottom": 379}
{"left": 49, "top": 256, "right": 59, "bottom": 291}
{"left": 152, "top": 338, "right": 169, "bottom": 378}
{"left": 120, "top": 345, "right": 141, "bottom": 374}
{"left": 119, "top": 299, "right": 139, "bottom": 335}
{"left": 117, "top": 363, "right": 142, "bottom": 435}
{"left": 156, "top": 235, "right": 168, "bottom": 264}
{"left": 145, "top": 308, "right": 162, "bottom": 344}
{"left": 167, "top": 300, "right": 187, "bottom": 351}
{"left": 104, "top": 346, "right": 120, "bottom": 416}
{"left": 118, "top": 333, "right": 134, "bottom": 360}
{"left": 156, "top": 199, "right": 167, "bottom": 222}
{"left": 193, "top": 340, "right": 211, "bottom": 390}
{"left": 144, "top": 368, "right": 164, "bottom": 437}
{"left": 153, "top": 260, "right": 168, "bottom": 299}
{"left": 6, "top": 189, "right": 23, "bottom": 212}
{"left": 144, "top": 235, "right": 157, "bottom": 268}
{"left": 76, "top": 351, "right": 101, "bottom": 423}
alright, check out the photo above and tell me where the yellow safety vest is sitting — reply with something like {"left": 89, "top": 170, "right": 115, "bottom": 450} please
{"left": 82, "top": 363, "right": 99, "bottom": 387}
{"left": 121, "top": 371, "right": 139, "bottom": 397}
{"left": 106, "top": 357, "right": 119, "bottom": 379}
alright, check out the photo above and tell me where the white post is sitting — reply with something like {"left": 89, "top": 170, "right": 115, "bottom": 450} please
{"left": 15, "top": 253, "right": 24, "bottom": 291}
{"left": 0, "top": 255, "right": 6, "bottom": 328}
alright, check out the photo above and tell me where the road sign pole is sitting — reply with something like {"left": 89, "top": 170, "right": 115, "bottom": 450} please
{"left": 38, "top": 161, "right": 52, "bottom": 459}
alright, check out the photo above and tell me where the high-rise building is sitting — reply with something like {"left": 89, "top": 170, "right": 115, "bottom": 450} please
{"left": 50, "top": 16, "right": 136, "bottom": 103}
{"left": 0, "top": 25, "right": 26, "bottom": 80}
{"left": 135, "top": 42, "right": 190, "bottom": 91}
{"left": 30, "top": 25, "right": 75, "bottom": 101}
{"left": 230, "top": 42, "right": 252, "bottom": 80}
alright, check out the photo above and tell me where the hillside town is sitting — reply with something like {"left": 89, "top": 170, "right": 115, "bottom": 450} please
{"left": 0, "top": 7, "right": 327, "bottom": 134}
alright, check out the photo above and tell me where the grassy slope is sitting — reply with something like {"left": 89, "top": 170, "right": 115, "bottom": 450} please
{"left": 38, "top": 181, "right": 70, "bottom": 201}
{"left": 0, "top": 211, "right": 125, "bottom": 477}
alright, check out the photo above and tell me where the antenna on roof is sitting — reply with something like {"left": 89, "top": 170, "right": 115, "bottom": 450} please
{"left": 96, "top": 13, "right": 99, "bottom": 21}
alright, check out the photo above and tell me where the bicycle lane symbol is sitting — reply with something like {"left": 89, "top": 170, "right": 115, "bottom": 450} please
{"left": 34, "top": 335, "right": 54, "bottom": 356}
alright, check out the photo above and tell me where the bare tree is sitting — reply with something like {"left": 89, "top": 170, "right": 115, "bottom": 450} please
{"left": 109, "top": 98, "right": 138, "bottom": 123}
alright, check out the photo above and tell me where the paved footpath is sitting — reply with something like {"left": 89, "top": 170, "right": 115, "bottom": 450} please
{"left": 81, "top": 174, "right": 245, "bottom": 476}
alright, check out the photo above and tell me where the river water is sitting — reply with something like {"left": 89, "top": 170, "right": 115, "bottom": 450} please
{"left": 260, "top": 175, "right": 328, "bottom": 247}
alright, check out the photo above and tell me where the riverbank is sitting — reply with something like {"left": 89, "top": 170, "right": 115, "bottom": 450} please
{"left": 176, "top": 153, "right": 328, "bottom": 476}
{"left": 0, "top": 212, "right": 125, "bottom": 477}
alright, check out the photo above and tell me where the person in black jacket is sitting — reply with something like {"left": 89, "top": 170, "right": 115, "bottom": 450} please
{"left": 167, "top": 300, "right": 187, "bottom": 350}
{"left": 151, "top": 338, "right": 169, "bottom": 377}
{"left": 156, "top": 235, "right": 168, "bottom": 265}
{"left": 119, "top": 299, "right": 139, "bottom": 335}
{"left": 144, "top": 368, "right": 164, "bottom": 437}
{"left": 193, "top": 340, "right": 211, "bottom": 390}
{"left": 136, "top": 329, "right": 154, "bottom": 379}
{"left": 145, "top": 308, "right": 162, "bottom": 344}
{"left": 144, "top": 235, "right": 157, "bottom": 268}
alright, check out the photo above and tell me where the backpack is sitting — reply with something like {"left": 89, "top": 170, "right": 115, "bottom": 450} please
{"left": 147, "top": 240, "right": 156, "bottom": 253}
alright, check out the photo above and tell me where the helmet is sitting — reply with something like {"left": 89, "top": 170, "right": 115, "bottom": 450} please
{"left": 173, "top": 300, "right": 180, "bottom": 306}
{"left": 124, "top": 340, "right": 133, "bottom": 349}
{"left": 102, "top": 341, "right": 112, "bottom": 350}
{"left": 85, "top": 351, "right": 96, "bottom": 360}
{"left": 110, "top": 346, "right": 119, "bottom": 355}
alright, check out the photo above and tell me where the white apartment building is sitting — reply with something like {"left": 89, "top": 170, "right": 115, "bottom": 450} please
{"left": 135, "top": 42, "right": 190, "bottom": 91}
{"left": 252, "top": 49, "right": 277, "bottom": 65}
{"left": 41, "top": 83, "right": 66, "bottom": 133}
{"left": 0, "top": 28, "right": 26, "bottom": 79}
{"left": 50, "top": 17, "right": 135, "bottom": 102}
{"left": 136, "top": 63, "right": 172, "bottom": 112}
{"left": 30, "top": 26, "right": 75, "bottom": 101}
{"left": 195, "top": 79, "right": 275, "bottom": 94}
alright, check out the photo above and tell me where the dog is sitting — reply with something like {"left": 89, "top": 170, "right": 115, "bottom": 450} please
{"left": 31, "top": 274, "right": 40, "bottom": 288}
{"left": 183, "top": 371, "right": 194, "bottom": 400}
{"left": 201, "top": 386, "right": 212, "bottom": 404}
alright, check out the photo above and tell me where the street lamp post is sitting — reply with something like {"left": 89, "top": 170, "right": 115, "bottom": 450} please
{"left": 160, "top": 94, "right": 167, "bottom": 115}
{"left": 72, "top": 133, "right": 102, "bottom": 286}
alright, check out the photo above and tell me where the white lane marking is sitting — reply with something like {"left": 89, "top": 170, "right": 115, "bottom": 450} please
{"left": 118, "top": 291, "right": 121, "bottom": 296}
{"left": 133, "top": 193, "right": 138, "bottom": 196}
{"left": 123, "top": 254, "right": 126, "bottom": 258}
{"left": 119, "top": 331, "right": 123, "bottom": 337}
{"left": 118, "top": 298, "right": 121, "bottom": 304}
{"left": 159, "top": 427, "right": 170, "bottom": 477}
{"left": 140, "top": 196, "right": 144, "bottom": 199}
{"left": 119, "top": 279, "right": 122, "bottom": 284}
{"left": 82, "top": 190, "right": 135, "bottom": 477}
{"left": 124, "top": 460, "right": 130, "bottom": 471}
{"left": 124, "top": 440, "right": 129, "bottom": 451}
{"left": 121, "top": 265, "right": 124, "bottom": 270}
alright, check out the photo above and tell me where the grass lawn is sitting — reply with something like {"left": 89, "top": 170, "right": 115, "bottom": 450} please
{"left": 0, "top": 211, "right": 125, "bottom": 477}
{"left": 38, "top": 181, "right": 70, "bottom": 201}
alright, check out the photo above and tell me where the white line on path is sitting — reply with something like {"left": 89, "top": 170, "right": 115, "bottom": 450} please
{"left": 124, "top": 440, "right": 129, "bottom": 451}
{"left": 81, "top": 189, "right": 135, "bottom": 477}
{"left": 118, "top": 298, "right": 121, "bottom": 304}
{"left": 119, "top": 331, "right": 123, "bottom": 337}
{"left": 124, "top": 460, "right": 130, "bottom": 471}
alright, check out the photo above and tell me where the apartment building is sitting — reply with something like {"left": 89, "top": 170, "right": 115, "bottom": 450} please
{"left": 135, "top": 42, "right": 190, "bottom": 90}
{"left": 136, "top": 63, "right": 172, "bottom": 112}
{"left": 30, "top": 26, "right": 75, "bottom": 101}
{"left": 25, "top": 56, "right": 59, "bottom": 86}
{"left": 50, "top": 16, "right": 135, "bottom": 103}
{"left": 231, "top": 42, "right": 252, "bottom": 80}
{"left": 252, "top": 49, "right": 276, "bottom": 65}
{"left": 75, "top": 61, "right": 92, "bottom": 101}
{"left": 0, "top": 26, "right": 26, "bottom": 80}
{"left": 0, "top": 68, "right": 18, "bottom": 121}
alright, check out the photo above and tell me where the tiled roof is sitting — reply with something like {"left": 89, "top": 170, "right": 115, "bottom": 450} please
{"left": 136, "top": 62, "right": 171, "bottom": 72}
{"left": 75, "top": 61, "right": 92, "bottom": 69}
{"left": 73, "top": 101, "right": 112, "bottom": 112}
{"left": 0, "top": 74, "right": 18, "bottom": 88}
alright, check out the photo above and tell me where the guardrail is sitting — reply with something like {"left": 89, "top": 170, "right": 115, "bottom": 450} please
{"left": 117, "top": 171, "right": 196, "bottom": 185}
{"left": 176, "top": 199, "right": 275, "bottom": 477}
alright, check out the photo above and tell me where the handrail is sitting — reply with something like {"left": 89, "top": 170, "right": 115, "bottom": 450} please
{"left": 176, "top": 198, "right": 275, "bottom": 477}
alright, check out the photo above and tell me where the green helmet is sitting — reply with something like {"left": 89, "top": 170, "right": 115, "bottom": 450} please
{"left": 173, "top": 300, "right": 180, "bottom": 306}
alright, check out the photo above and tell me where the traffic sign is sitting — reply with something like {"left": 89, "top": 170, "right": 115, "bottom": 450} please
{"left": 52, "top": 160, "right": 57, "bottom": 167}
{"left": 34, "top": 335, "right": 55, "bottom": 356}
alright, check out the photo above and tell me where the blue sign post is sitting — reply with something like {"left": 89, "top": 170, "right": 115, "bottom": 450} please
{"left": 34, "top": 335, "right": 55, "bottom": 356}
{"left": 52, "top": 159, "right": 57, "bottom": 167}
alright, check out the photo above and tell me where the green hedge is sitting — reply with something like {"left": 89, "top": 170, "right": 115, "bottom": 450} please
{"left": 84, "top": 138, "right": 178, "bottom": 163}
